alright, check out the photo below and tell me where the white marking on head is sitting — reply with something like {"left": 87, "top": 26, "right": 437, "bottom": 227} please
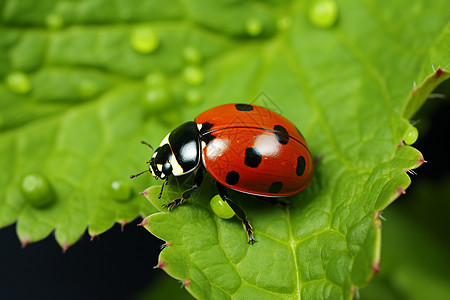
{"left": 149, "top": 165, "right": 157, "bottom": 178}
{"left": 157, "top": 164, "right": 163, "bottom": 172}
{"left": 197, "top": 123, "right": 203, "bottom": 131}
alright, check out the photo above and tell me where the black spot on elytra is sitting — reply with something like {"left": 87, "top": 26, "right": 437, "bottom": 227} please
{"left": 244, "top": 148, "right": 262, "bottom": 168}
{"left": 226, "top": 171, "right": 240, "bottom": 185}
{"left": 296, "top": 156, "right": 306, "bottom": 176}
{"left": 235, "top": 104, "right": 254, "bottom": 111}
{"left": 274, "top": 125, "right": 289, "bottom": 144}
{"left": 269, "top": 182, "right": 283, "bottom": 194}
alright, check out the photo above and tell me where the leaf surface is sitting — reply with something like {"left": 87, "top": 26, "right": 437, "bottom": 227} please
{"left": 0, "top": 0, "right": 449, "bottom": 298}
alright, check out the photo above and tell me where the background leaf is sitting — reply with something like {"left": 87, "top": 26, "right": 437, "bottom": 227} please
{"left": 0, "top": 0, "right": 449, "bottom": 299}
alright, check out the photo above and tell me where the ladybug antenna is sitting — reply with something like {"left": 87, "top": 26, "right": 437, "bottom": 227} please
{"left": 141, "top": 140, "right": 154, "bottom": 151}
{"left": 130, "top": 170, "right": 149, "bottom": 179}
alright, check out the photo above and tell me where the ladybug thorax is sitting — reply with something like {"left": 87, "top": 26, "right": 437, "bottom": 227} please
{"left": 149, "top": 121, "right": 201, "bottom": 179}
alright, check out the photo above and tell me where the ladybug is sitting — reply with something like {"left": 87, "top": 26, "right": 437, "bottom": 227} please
{"left": 131, "top": 103, "right": 313, "bottom": 244}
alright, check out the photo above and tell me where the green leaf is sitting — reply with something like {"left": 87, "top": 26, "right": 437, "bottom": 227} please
{"left": 0, "top": 0, "right": 449, "bottom": 298}
{"left": 360, "top": 177, "right": 450, "bottom": 300}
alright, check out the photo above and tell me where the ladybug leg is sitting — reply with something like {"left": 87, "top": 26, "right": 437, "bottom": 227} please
{"left": 216, "top": 183, "right": 256, "bottom": 245}
{"left": 158, "top": 177, "right": 169, "bottom": 199}
{"left": 163, "top": 166, "right": 204, "bottom": 211}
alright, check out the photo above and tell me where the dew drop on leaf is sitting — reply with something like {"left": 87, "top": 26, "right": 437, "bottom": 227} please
{"left": 308, "top": 0, "right": 339, "bottom": 29}
{"left": 210, "top": 194, "right": 235, "bottom": 219}
{"left": 111, "top": 180, "right": 132, "bottom": 202}
{"left": 6, "top": 71, "right": 31, "bottom": 94}
{"left": 20, "top": 172, "right": 55, "bottom": 208}
{"left": 144, "top": 87, "right": 170, "bottom": 111}
{"left": 145, "top": 73, "right": 166, "bottom": 86}
{"left": 183, "top": 66, "right": 204, "bottom": 85}
{"left": 245, "top": 18, "right": 263, "bottom": 36}
{"left": 45, "top": 13, "right": 64, "bottom": 30}
{"left": 185, "top": 89, "right": 203, "bottom": 106}
{"left": 277, "top": 16, "right": 292, "bottom": 30}
{"left": 183, "top": 46, "right": 202, "bottom": 64}
{"left": 130, "top": 26, "right": 160, "bottom": 54}
{"left": 403, "top": 125, "right": 419, "bottom": 145}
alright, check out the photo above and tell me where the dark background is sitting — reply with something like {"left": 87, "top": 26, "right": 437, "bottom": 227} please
{"left": 0, "top": 219, "right": 163, "bottom": 300}
{"left": 1, "top": 80, "right": 449, "bottom": 300}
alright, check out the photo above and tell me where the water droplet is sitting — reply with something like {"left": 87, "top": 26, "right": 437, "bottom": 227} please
{"left": 277, "top": 16, "right": 292, "bottom": 30}
{"left": 245, "top": 18, "right": 263, "bottom": 36}
{"left": 183, "top": 46, "right": 202, "bottom": 64}
{"left": 111, "top": 180, "right": 132, "bottom": 202}
{"left": 144, "top": 87, "right": 170, "bottom": 111}
{"left": 145, "top": 73, "right": 166, "bottom": 86}
{"left": 185, "top": 89, "right": 203, "bottom": 106}
{"left": 183, "top": 66, "right": 204, "bottom": 85}
{"left": 130, "top": 26, "right": 160, "bottom": 54}
{"left": 20, "top": 172, "right": 55, "bottom": 208}
{"left": 308, "top": 0, "right": 338, "bottom": 29}
{"left": 45, "top": 13, "right": 64, "bottom": 30}
{"left": 6, "top": 71, "right": 31, "bottom": 94}
{"left": 403, "top": 125, "right": 419, "bottom": 145}
{"left": 210, "top": 194, "right": 235, "bottom": 219}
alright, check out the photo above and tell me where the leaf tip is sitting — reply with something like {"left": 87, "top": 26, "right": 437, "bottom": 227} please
{"left": 139, "top": 188, "right": 150, "bottom": 197}
{"left": 395, "top": 187, "right": 406, "bottom": 198}
{"left": 418, "top": 155, "right": 427, "bottom": 165}
{"left": 118, "top": 220, "right": 128, "bottom": 231}
{"left": 182, "top": 280, "right": 191, "bottom": 288}
{"left": 20, "top": 236, "right": 30, "bottom": 248}
{"left": 154, "top": 259, "right": 166, "bottom": 269}
{"left": 350, "top": 285, "right": 356, "bottom": 296}
{"left": 160, "top": 241, "right": 172, "bottom": 249}
{"left": 371, "top": 262, "right": 380, "bottom": 276}
{"left": 89, "top": 233, "right": 98, "bottom": 241}
{"left": 374, "top": 211, "right": 382, "bottom": 228}
{"left": 435, "top": 67, "right": 444, "bottom": 78}
{"left": 138, "top": 217, "right": 149, "bottom": 227}
{"left": 60, "top": 241, "right": 69, "bottom": 253}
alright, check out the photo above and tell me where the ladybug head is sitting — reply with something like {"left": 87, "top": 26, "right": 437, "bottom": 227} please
{"left": 130, "top": 140, "right": 173, "bottom": 181}
{"left": 148, "top": 143, "right": 173, "bottom": 180}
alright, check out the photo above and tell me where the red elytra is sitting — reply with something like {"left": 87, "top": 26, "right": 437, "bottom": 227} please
{"left": 196, "top": 103, "right": 313, "bottom": 197}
